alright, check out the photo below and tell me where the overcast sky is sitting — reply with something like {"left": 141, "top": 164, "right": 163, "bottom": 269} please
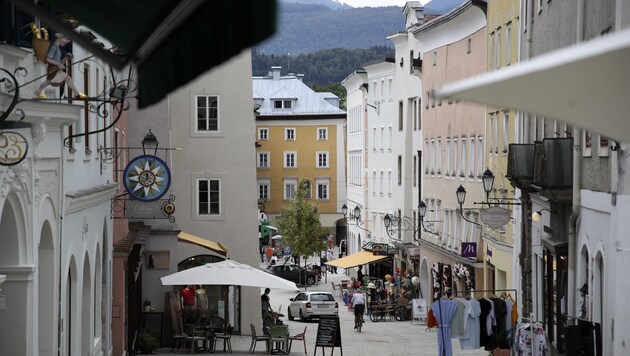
{"left": 339, "top": 0, "right": 426, "bottom": 8}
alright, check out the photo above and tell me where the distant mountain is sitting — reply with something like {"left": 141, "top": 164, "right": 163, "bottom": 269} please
{"left": 259, "top": 0, "right": 464, "bottom": 55}
{"left": 256, "top": 3, "right": 405, "bottom": 55}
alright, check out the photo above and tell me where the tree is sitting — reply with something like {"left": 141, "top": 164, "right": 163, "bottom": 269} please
{"left": 276, "top": 178, "right": 327, "bottom": 270}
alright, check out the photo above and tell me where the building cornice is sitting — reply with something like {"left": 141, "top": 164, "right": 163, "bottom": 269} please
{"left": 65, "top": 183, "right": 119, "bottom": 214}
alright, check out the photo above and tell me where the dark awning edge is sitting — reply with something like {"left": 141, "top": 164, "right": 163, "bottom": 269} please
{"left": 17, "top": 0, "right": 278, "bottom": 108}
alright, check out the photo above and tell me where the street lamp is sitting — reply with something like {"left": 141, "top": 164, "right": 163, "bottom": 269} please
{"left": 455, "top": 184, "right": 482, "bottom": 226}
{"left": 141, "top": 129, "right": 159, "bottom": 156}
{"left": 342, "top": 204, "right": 367, "bottom": 231}
{"left": 418, "top": 201, "right": 440, "bottom": 238}
{"left": 532, "top": 208, "right": 554, "bottom": 222}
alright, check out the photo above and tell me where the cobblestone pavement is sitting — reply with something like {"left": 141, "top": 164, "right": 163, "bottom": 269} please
{"left": 155, "top": 254, "right": 490, "bottom": 356}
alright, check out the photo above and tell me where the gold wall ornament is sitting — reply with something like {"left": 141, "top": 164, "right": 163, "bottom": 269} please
{"left": 0, "top": 131, "right": 29, "bottom": 166}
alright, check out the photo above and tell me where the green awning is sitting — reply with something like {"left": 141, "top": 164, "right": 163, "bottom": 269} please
{"left": 17, "top": 0, "right": 277, "bottom": 108}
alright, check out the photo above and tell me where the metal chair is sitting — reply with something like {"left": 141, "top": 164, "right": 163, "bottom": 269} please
{"left": 249, "top": 323, "right": 270, "bottom": 353}
{"left": 183, "top": 323, "right": 208, "bottom": 353}
{"left": 213, "top": 323, "right": 233, "bottom": 353}
{"left": 268, "top": 324, "right": 289, "bottom": 354}
{"left": 288, "top": 325, "right": 307, "bottom": 354}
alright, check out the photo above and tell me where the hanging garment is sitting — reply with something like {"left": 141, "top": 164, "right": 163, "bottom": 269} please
{"left": 459, "top": 298, "right": 481, "bottom": 350}
{"left": 478, "top": 298, "right": 494, "bottom": 350}
{"left": 432, "top": 298, "right": 458, "bottom": 356}
{"left": 492, "top": 298, "right": 509, "bottom": 349}
{"left": 449, "top": 299, "right": 466, "bottom": 338}
{"left": 427, "top": 308, "right": 439, "bottom": 328}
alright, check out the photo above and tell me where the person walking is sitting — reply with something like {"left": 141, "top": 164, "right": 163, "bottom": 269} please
{"left": 326, "top": 247, "right": 337, "bottom": 274}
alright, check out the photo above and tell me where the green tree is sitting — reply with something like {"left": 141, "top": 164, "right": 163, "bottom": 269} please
{"left": 276, "top": 178, "right": 327, "bottom": 267}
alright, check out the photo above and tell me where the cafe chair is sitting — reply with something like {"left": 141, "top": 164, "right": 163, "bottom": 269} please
{"left": 288, "top": 325, "right": 307, "bottom": 354}
{"left": 214, "top": 323, "right": 233, "bottom": 353}
{"left": 249, "top": 323, "right": 270, "bottom": 353}
{"left": 268, "top": 324, "right": 289, "bottom": 354}
{"left": 183, "top": 323, "right": 208, "bottom": 353}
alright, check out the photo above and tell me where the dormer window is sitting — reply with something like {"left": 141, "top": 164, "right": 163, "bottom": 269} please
{"left": 274, "top": 100, "right": 292, "bottom": 109}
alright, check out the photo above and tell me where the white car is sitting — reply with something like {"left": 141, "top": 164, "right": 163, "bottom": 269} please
{"left": 287, "top": 291, "right": 338, "bottom": 321}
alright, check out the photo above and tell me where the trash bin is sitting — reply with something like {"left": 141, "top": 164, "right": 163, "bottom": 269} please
{"left": 565, "top": 323, "right": 594, "bottom": 356}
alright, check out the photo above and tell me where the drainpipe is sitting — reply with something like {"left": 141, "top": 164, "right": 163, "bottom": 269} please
{"left": 567, "top": 0, "right": 585, "bottom": 319}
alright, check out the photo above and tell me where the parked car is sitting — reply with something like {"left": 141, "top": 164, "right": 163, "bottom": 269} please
{"left": 287, "top": 291, "right": 339, "bottom": 321}
{"left": 266, "top": 264, "right": 317, "bottom": 285}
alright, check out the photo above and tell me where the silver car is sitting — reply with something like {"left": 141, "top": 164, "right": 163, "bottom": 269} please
{"left": 287, "top": 291, "right": 339, "bottom": 321}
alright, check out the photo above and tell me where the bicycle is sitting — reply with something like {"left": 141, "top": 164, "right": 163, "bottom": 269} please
{"left": 354, "top": 303, "right": 365, "bottom": 332}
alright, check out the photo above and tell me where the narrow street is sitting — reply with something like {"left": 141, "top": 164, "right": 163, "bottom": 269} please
{"left": 156, "top": 255, "right": 489, "bottom": 356}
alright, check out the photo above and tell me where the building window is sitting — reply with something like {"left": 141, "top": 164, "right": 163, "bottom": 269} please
{"left": 413, "top": 156, "right": 417, "bottom": 187}
{"left": 258, "top": 152, "right": 270, "bottom": 168}
{"left": 274, "top": 100, "right": 292, "bottom": 109}
{"left": 398, "top": 155, "right": 402, "bottom": 185}
{"left": 430, "top": 139, "right": 435, "bottom": 174}
{"left": 379, "top": 170, "right": 384, "bottom": 195}
{"left": 445, "top": 138, "right": 451, "bottom": 177}
{"left": 490, "top": 32, "right": 495, "bottom": 70}
{"left": 425, "top": 140, "right": 430, "bottom": 174}
{"left": 388, "top": 126, "right": 393, "bottom": 150}
{"left": 388, "top": 170, "right": 393, "bottom": 195}
{"left": 432, "top": 51, "right": 437, "bottom": 66}
{"left": 284, "top": 179, "right": 297, "bottom": 200}
{"left": 598, "top": 135, "right": 609, "bottom": 157}
{"left": 196, "top": 95, "right": 219, "bottom": 131}
{"left": 304, "top": 180, "right": 312, "bottom": 199}
{"left": 284, "top": 152, "right": 297, "bottom": 168}
{"left": 259, "top": 128, "right": 269, "bottom": 140}
{"left": 467, "top": 38, "right": 472, "bottom": 53}
{"left": 372, "top": 126, "right": 377, "bottom": 150}
{"left": 258, "top": 181, "right": 270, "bottom": 200}
{"left": 285, "top": 128, "right": 296, "bottom": 141}
{"left": 452, "top": 138, "right": 458, "bottom": 177}
{"left": 503, "top": 112, "right": 509, "bottom": 154}
{"left": 372, "top": 171, "right": 377, "bottom": 195}
{"left": 477, "top": 137, "right": 484, "bottom": 178}
{"left": 317, "top": 128, "right": 328, "bottom": 140}
{"left": 317, "top": 179, "right": 329, "bottom": 200}
{"left": 460, "top": 136, "right": 467, "bottom": 177}
{"left": 506, "top": 22, "right": 512, "bottom": 65}
{"left": 496, "top": 28, "right": 501, "bottom": 69}
{"left": 399, "top": 101, "right": 404, "bottom": 131}
{"left": 197, "top": 178, "right": 220, "bottom": 215}
{"left": 469, "top": 137, "right": 476, "bottom": 178}
{"left": 437, "top": 138, "right": 442, "bottom": 175}
{"left": 316, "top": 152, "right": 329, "bottom": 168}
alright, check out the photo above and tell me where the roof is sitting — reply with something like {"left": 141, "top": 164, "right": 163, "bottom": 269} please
{"left": 253, "top": 67, "right": 345, "bottom": 116}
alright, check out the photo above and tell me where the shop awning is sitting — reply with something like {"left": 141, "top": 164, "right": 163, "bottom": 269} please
{"left": 325, "top": 250, "right": 388, "bottom": 269}
{"left": 17, "top": 0, "right": 277, "bottom": 108}
{"left": 437, "top": 27, "right": 630, "bottom": 144}
{"left": 178, "top": 232, "right": 227, "bottom": 255}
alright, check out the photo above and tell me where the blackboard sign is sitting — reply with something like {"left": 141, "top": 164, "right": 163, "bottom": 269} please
{"left": 314, "top": 316, "right": 342, "bottom": 355}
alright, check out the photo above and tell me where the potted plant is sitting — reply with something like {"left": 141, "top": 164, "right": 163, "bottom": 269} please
{"left": 137, "top": 328, "right": 160, "bottom": 354}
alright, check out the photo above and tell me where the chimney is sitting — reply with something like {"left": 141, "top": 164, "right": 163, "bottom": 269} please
{"left": 297, "top": 74, "right": 304, "bottom": 82}
{"left": 271, "top": 66, "right": 282, "bottom": 80}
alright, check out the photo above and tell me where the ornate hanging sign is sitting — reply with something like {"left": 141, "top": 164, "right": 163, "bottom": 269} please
{"left": 123, "top": 155, "right": 171, "bottom": 202}
{"left": 0, "top": 131, "right": 28, "bottom": 166}
{"left": 480, "top": 206, "right": 511, "bottom": 228}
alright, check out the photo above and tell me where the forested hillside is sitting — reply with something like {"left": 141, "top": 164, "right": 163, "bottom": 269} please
{"left": 252, "top": 46, "right": 394, "bottom": 86}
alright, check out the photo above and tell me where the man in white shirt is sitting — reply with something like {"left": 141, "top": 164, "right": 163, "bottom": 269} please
{"left": 351, "top": 290, "right": 366, "bottom": 328}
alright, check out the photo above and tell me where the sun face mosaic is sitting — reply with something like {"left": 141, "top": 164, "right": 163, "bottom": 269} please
{"left": 123, "top": 155, "right": 171, "bottom": 202}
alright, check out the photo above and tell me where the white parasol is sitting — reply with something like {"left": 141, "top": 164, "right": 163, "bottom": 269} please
{"left": 160, "top": 259, "right": 298, "bottom": 291}
{"left": 160, "top": 259, "right": 298, "bottom": 333}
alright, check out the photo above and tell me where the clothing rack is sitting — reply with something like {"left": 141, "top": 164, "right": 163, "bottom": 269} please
{"left": 432, "top": 288, "right": 518, "bottom": 356}
{"left": 447, "top": 288, "right": 518, "bottom": 309}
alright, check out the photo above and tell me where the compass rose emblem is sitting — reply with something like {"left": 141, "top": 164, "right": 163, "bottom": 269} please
{"left": 123, "top": 155, "right": 171, "bottom": 202}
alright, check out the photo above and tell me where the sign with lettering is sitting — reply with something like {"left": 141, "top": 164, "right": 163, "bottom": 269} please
{"left": 461, "top": 242, "right": 477, "bottom": 258}
{"left": 314, "top": 316, "right": 342, "bottom": 355}
{"left": 480, "top": 206, "right": 511, "bottom": 228}
{"left": 412, "top": 298, "right": 427, "bottom": 319}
